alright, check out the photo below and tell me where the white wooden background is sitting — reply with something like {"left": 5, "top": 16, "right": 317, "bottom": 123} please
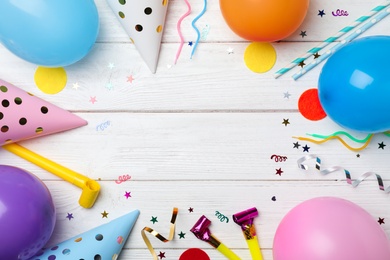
{"left": 1, "top": 0, "right": 390, "bottom": 259}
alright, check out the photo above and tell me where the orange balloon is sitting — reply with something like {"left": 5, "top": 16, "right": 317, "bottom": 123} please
{"left": 220, "top": 0, "right": 310, "bottom": 42}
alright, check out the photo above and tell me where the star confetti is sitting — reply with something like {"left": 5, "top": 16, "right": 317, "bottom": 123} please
{"left": 378, "top": 217, "right": 385, "bottom": 225}
{"left": 66, "top": 213, "right": 74, "bottom": 220}
{"left": 298, "top": 61, "right": 305, "bottom": 68}
{"left": 378, "top": 142, "right": 386, "bottom": 149}
{"left": 101, "top": 210, "right": 109, "bottom": 218}
{"left": 108, "top": 62, "right": 115, "bottom": 69}
{"left": 72, "top": 82, "right": 80, "bottom": 90}
{"left": 227, "top": 47, "right": 234, "bottom": 54}
{"left": 300, "top": 31, "right": 307, "bottom": 38}
{"left": 302, "top": 144, "right": 310, "bottom": 152}
{"left": 150, "top": 216, "right": 158, "bottom": 224}
{"left": 89, "top": 96, "right": 97, "bottom": 104}
{"left": 271, "top": 196, "right": 276, "bottom": 201}
{"left": 293, "top": 141, "right": 301, "bottom": 149}
{"left": 127, "top": 75, "right": 135, "bottom": 84}
{"left": 356, "top": 154, "right": 361, "bottom": 158}
{"left": 188, "top": 207, "right": 194, "bottom": 213}
{"left": 283, "top": 92, "right": 291, "bottom": 99}
{"left": 313, "top": 52, "right": 321, "bottom": 59}
{"left": 188, "top": 41, "right": 193, "bottom": 46}
{"left": 282, "top": 119, "right": 290, "bottom": 126}
{"left": 178, "top": 231, "right": 186, "bottom": 239}
{"left": 124, "top": 191, "right": 132, "bottom": 199}
{"left": 275, "top": 168, "right": 283, "bottom": 176}
{"left": 318, "top": 10, "right": 326, "bottom": 17}
{"left": 158, "top": 251, "right": 166, "bottom": 259}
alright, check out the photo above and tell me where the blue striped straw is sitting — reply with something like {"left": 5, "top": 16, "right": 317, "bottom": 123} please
{"left": 274, "top": 0, "right": 390, "bottom": 79}
{"left": 292, "top": 6, "right": 390, "bottom": 80}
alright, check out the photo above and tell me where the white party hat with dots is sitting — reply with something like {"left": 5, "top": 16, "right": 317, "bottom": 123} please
{"left": 31, "top": 210, "right": 140, "bottom": 259}
{"left": 106, "top": 0, "right": 169, "bottom": 73}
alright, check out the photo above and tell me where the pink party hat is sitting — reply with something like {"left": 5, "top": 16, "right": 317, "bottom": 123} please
{"left": 106, "top": 0, "right": 169, "bottom": 73}
{"left": 32, "top": 210, "right": 140, "bottom": 259}
{"left": 0, "top": 79, "right": 87, "bottom": 146}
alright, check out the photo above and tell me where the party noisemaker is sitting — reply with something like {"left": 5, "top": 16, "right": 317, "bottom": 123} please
{"left": 233, "top": 207, "right": 263, "bottom": 260}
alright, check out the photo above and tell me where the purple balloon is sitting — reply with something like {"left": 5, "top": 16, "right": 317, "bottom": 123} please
{"left": 0, "top": 165, "right": 56, "bottom": 260}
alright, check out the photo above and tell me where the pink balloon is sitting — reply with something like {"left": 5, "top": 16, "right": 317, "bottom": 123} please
{"left": 273, "top": 197, "right": 390, "bottom": 260}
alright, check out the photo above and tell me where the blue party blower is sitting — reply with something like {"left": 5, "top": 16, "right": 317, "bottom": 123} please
{"left": 31, "top": 210, "right": 140, "bottom": 260}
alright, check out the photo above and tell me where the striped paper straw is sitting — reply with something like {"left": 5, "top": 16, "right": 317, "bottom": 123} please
{"left": 292, "top": 6, "right": 390, "bottom": 80}
{"left": 273, "top": 0, "right": 390, "bottom": 79}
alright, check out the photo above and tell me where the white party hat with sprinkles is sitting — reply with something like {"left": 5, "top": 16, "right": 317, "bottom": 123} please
{"left": 32, "top": 210, "right": 140, "bottom": 259}
{"left": 0, "top": 79, "right": 87, "bottom": 146}
{"left": 106, "top": 0, "right": 169, "bottom": 73}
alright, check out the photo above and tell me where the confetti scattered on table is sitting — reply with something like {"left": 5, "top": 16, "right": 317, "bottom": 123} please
{"left": 298, "top": 155, "right": 390, "bottom": 193}
{"left": 124, "top": 191, "right": 132, "bottom": 199}
{"left": 275, "top": 168, "right": 283, "bottom": 176}
{"left": 89, "top": 96, "right": 97, "bottom": 104}
{"left": 283, "top": 92, "right": 291, "bottom": 99}
{"left": 378, "top": 217, "right": 385, "bottom": 225}
{"left": 72, "top": 82, "right": 80, "bottom": 90}
{"left": 34, "top": 66, "right": 67, "bottom": 94}
{"left": 215, "top": 211, "right": 229, "bottom": 223}
{"left": 293, "top": 142, "right": 301, "bottom": 149}
{"left": 127, "top": 75, "right": 135, "bottom": 83}
{"left": 378, "top": 142, "right": 386, "bottom": 149}
{"left": 271, "top": 196, "right": 277, "bottom": 201}
{"left": 282, "top": 119, "right": 290, "bottom": 126}
{"left": 101, "top": 210, "right": 109, "bottom": 218}
{"left": 302, "top": 144, "right": 310, "bottom": 152}
{"left": 158, "top": 251, "right": 166, "bottom": 259}
{"left": 178, "top": 231, "right": 186, "bottom": 239}
{"left": 298, "top": 88, "right": 327, "bottom": 121}
{"left": 151, "top": 216, "right": 158, "bottom": 224}
{"left": 179, "top": 248, "right": 210, "bottom": 260}
{"left": 188, "top": 207, "right": 194, "bottom": 213}
{"left": 142, "top": 208, "right": 178, "bottom": 260}
{"left": 227, "top": 47, "right": 234, "bottom": 54}
{"left": 244, "top": 42, "right": 276, "bottom": 73}
{"left": 66, "top": 213, "right": 74, "bottom": 220}
{"left": 270, "top": 154, "right": 288, "bottom": 162}
{"left": 318, "top": 10, "right": 326, "bottom": 17}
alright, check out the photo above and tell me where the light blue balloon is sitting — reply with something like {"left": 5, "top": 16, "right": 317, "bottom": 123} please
{"left": 318, "top": 36, "right": 390, "bottom": 133}
{"left": 0, "top": 0, "right": 99, "bottom": 67}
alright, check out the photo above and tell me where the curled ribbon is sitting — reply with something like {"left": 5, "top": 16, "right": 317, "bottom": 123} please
{"left": 141, "top": 207, "right": 178, "bottom": 260}
{"left": 298, "top": 155, "right": 390, "bottom": 193}
{"left": 215, "top": 210, "right": 229, "bottom": 223}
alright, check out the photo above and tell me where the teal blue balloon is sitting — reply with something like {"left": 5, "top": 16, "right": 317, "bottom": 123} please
{"left": 0, "top": 0, "right": 99, "bottom": 67}
{"left": 318, "top": 36, "right": 390, "bottom": 133}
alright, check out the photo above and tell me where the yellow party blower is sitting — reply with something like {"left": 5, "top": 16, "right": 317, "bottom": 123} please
{"left": 3, "top": 143, "right": 100, "bottom": 208}
{"left": 191, "top": 215, "right": 241, "bottom": 260}
{"left": 233, "top": 207, "right": 263, "bottom": 260}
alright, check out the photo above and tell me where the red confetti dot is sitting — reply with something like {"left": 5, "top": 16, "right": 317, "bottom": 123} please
{"left": 179, "top": 248, "right": 210, "bottom": 260}
{"left": 298, "top": 88, "right": 327, "bottom": 121}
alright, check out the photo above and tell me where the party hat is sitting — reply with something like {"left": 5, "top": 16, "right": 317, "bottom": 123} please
{"left": 32, "top": 210, "right": 140, "bottom": 259}
{"left": 106, "top": 0, "right": 169, "bottom": 73}
{"left": 0, "top": 79, "right": 87, "bottom": 146}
